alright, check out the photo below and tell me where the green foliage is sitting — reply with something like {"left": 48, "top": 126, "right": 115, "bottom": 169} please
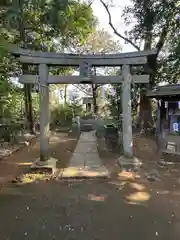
{"left": 123, "top": 0, "right": 177, "bottom": 42}
{"left": 69, "top": 95, "right": 83, "bottom": 117}
{"left": 158, "top": 14, "right": 180, "bottom": 84}
{"left": 32, "top": 92, "right": 40, "bottom": 120}
{"left": 74, "top": 28, "right": 121, "bottom": 53}
{"left": 106, "top": 84, "right": 122, "bottom": 128}
{"left": 122, "top": 0, "right": 179, "bottom": 85}
{"left": 0, "top": 86, "right": 24, "bottom": 142}
{"left": 3, "top": 89, "right": 40, "bottom": 123}
{"left": 1, "top": 0, "right": 96, "bottom": 51}
{"left": 0, "top": 36, "right": 8, "bottom": 58}
{"left": 51, "top": 105, "right": 71, "bottom": 126}
{"left": 0, "top": 0, "right": 97, "bottom": 139}
{"left": 2, "top": 90, "right": 22, "bottom": 120}
{"left": 51, "top": 100, "right": 83, "bottom": 127}
{"left": 100, "top": 0, "right": 180, "bottom": 128}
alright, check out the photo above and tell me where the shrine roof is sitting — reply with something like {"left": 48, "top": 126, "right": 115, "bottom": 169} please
{"left": 147, "top": 84, "right": 180, "bottom": 99}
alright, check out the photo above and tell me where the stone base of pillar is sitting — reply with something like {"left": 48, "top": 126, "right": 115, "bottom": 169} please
{"left": 117, "top": 156, "right": 143, "bottom": 170}
{"left": 31, "top": 157, "right": 57, "bottom": 173}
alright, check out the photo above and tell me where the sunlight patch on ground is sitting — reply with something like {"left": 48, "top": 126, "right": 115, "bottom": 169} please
{"left": 62, "top": 167, "right": 79, "bottom": 177}
{"left": 61, "top": 167, "right": 109, "bottom": 178}
{"left": 50, "top": 138, "right": 69, "bottom": 143}
{"left": 19, "top": 172, "right": 52, "bottom": 184}
{"left": 3, "top": 161, "right": 33, "bottom": 166}
{"left": 16, "top": 162, "right": 33, "bottom": 166}
{"left": 126, "top": 191, "right": 151, "bottom": 203}
{"left": 50, "top": 135, "right": 75, "bottom": 143}
{"left": 108, "top": 180, "right": 127, "bottom": 187}
{"left": 118, "top": 171, "right": 138, "bottom": 181}
{"left": 156, "top": 190, "right": 170, "bottom": 195}
{"left": 83, "top": 171, "right": 100, "bottom": 177}
{"left": 129, "top": 182, "right": 146, "bottom": 191}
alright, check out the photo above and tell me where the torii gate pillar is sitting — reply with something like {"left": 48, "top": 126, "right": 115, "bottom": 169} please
{"left": 39, "top": 64, "right": 50, "bottom": 161}
{"left": 122, "top": 65, "right": 133, "bottom": 158}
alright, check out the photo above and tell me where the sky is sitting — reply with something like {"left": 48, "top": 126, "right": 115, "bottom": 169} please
{"left": 58, "top": 0, "right": 167, "bottom": 102}
{"left": 92, "top": 0, "right": 135, "bottom": 53}
{"left": 65, "top": 0, "right": 135, "bottom": 101}
{"left": 15, "top": 0, "right": 135, "bottom": 99}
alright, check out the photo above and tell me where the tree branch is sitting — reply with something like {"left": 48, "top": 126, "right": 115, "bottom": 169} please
{"left": 155, "top": 24, "right": 169, "bottom": 57}
{"left": 72, "top": 84, "right": 92, "bottom": 96}
{"left": 100, "top": 0, "right": 140, "bottom": 51}
{"left": 155, "top": 1, "right": 175, "bottom": 57}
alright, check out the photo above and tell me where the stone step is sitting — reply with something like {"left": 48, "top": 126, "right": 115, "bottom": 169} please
{"left": 60, "top": 167, "right": 109, "bottom": 179}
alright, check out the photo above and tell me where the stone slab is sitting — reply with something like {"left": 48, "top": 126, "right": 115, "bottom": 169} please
{"left": 85, "top": 153, "right": 102, "bottom": 166}
{"left": 61, "top": 167, "right": 84, "bottom": 178}
{"left": 84, "top": 165, "right": 108, "bottom": 173}
{"left": 74, "top": 142, "right": 97, "bottom": 153}
{"left": 61, "top": 166, "right": 109, "bottom": 179}
{"left": 79, "top": 131, "right": 96, "bottom": 142}
{"left": 69, "top": 153, "right": 85, "bottom": 167}
{"left": 81, "top": 168, "right": 109, "bottom": 178}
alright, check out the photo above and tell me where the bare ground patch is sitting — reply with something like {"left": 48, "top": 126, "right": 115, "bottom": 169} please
{"left": 0, "top": 132, "right": 78, "bottom": 186}
{"left": 97, "top": 134, "right": 180, "bottom": 203}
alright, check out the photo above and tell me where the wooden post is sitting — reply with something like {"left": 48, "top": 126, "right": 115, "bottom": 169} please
{"left": 122, "top": 65, "right": 133, "bottom": 158}
{"left": 155, "top": 100, "right": 161, "bottom": 150}
{"left": 39, "top": 64, "right": 49, "bottom": 161}
{"left": 156, "top": 100, "right": 161, "bottom": 134}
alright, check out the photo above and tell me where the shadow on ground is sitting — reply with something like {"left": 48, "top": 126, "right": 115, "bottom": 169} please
{"left": 0, "top": 133, "right": 180, "bottom": 239}
{"left": 0, "top": 131, "right": 77, "bottom": 185}
{"left": 0, "top": 178, "right": 180, "bottom": 240}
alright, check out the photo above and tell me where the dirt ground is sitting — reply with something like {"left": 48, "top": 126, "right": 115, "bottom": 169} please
{"left": 0, "top": 132, "right": 77, "bottom": 185}
{"left": 1, "top": 133, "right": 180, "bottom": 239}
{"left": 98, "top": 134, "right": 180, "bottom": 200}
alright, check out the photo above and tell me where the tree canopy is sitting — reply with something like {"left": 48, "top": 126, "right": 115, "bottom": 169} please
{"left": 100, "top": 0, "right": 180, "bottom": 128}
{"left": 101, "top": 0, "right": 179, "bottom": 85}
{"left": 0, "top": 0, "right": 97, "bottom": 133}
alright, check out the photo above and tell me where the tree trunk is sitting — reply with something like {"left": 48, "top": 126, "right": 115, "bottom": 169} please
{"left": 64, "top": 84, "right": 67, "bottom": 105}
{"left": 18, "top": 0, "right": 34, "bottom": 134}
{"left": 92, "top": 67, "right": 98, "bottom": 115}
{"left": 24, "top": 84, "right": 34, "bottom": 134}
{"left": 138, "top": 28, "right": 154, "bottom": 130}
{"left": 138, "top": 88, "right": 153, "bottom": 130}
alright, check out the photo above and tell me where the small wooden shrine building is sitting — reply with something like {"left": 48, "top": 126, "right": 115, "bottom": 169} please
{"left": 147, "top": 84, "right": 180, "bottom": 155}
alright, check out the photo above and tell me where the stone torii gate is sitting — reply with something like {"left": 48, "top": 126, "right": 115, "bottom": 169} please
{"left": 10, "top": 47, "right": 156, "bottom": 167}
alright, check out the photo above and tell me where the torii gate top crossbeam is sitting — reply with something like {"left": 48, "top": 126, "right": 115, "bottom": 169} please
{"left": 9, "top": 47, "right": 157, "bottom": 67}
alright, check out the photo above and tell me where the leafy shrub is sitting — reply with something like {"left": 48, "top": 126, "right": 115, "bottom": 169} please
{"left": 51, "top": 101, "right": 83, "bottom": 127}
{"left": 51, "top": 104, "right": 73, "bottom": 127}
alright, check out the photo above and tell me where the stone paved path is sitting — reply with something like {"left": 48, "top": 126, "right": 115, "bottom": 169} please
{"left": 61, "top": 131, "right": 109, "bottom": 178}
